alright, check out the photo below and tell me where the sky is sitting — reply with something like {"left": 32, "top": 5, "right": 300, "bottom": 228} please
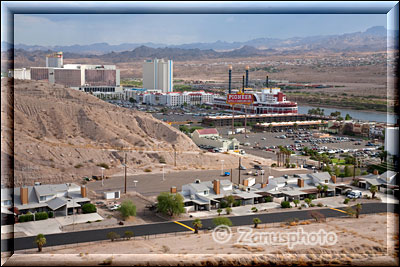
{"left": 13, "top": 14, "right": 387, "bottom": 46}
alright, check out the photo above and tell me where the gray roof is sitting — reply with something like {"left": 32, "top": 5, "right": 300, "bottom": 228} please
{"left": 34, "top": 184, "right": 68, "bottom": 196}
{"left": 47, "top": 197, "right": 67, "bottom": 210}
{"left": 308, "top": 172, "right": 332, "bottom": 183}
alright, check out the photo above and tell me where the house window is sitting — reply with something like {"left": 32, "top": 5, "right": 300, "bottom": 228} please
{"left": 204, "top": 190, "right": 208, "bottom": 195}
{"left": 3, "top": 200, "right": 11, "bottom": 206}
{"left": 40, "top": 196, "right": 46, "bottom": 201}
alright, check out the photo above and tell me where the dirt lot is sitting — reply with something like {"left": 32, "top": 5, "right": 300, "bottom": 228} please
{"left": 5, "top": 212, "right": 398, "bottom": 266}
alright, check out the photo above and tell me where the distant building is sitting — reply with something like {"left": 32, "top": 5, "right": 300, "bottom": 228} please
{"left": 143, "top": 58, "right": 173, "bottom": 93}
{"left": 46, "top": 52, "right": 63, "bottom": 68}
{"left": 191, "top": 128, "right": 239, "bottom": 151}
{"left": 126, "top": 90, "right": 215, "bottom": 106}
{"left": 385, "top": 127, "right": 399, "bottom": 156}
{"left": 1, "top": 183, "right": 91, "bottom": 217}
{"left": 8, "top": 68, "right": 31, "bottom": 80}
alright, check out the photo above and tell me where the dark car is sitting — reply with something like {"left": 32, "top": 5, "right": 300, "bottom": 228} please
{"left": 254, "top": 165, "right": 263, "bottom": 170}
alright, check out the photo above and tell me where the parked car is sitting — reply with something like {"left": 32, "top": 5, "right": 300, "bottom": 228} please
{"left": 254, "top": 165, "right": 263, "bottom": 170}
{"left": 346, "top": 190, "right": 362, "bottom": 199}
{"left": 223, "top": 172, "right": 231, "bottom": 176}
{"left": 108, "top": 204, "right": 121, "bottom": 211}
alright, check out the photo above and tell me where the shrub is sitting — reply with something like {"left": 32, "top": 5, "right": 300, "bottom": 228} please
{"left": 213, "top": 217, "right": 233, "bottom": 227}
{"left": 35, "top": 212, "right": 48, "bottom": 221}
{"left": 291, "top": 164, "right": 296, "bottom": 168}
{"left": 118, "top": 200, "right": 137, "bottom": 219}
{"left": 310, "top": 203, "right": 315, "bottom": 207}
{"left": 233, "top": 200, "right": 241, "bottom": 207}
{"left": 264, "top": 196, "right": 273, "bottom": 202}
{"left": 107, "top": 232, "right": 120, "bottom": 242}
{"left": 271, "top": 163, "right": 277, "bottom": 167}
{"left": 96, "top": 163, "right": 109, "bottom": 169}
{"left": 309, "top": 211, "right": 326, "bottom": 222}
{"left": 251, "top": 207, "right": 258, "bottom": 213}
{"left": 19, "top": 214, "right": 34, "bottom": 223}
{"left": 144, "top": 168, "right": 152, "bottom": 172}
{"left": 344, "top": 198, "right": 350, "bottom": 204}
{"left": 82, "top": 203, "right": 97, "bottom": 214}
{"left": 281, "top": 201, "right": 291, "bottom": 208}
{"left": 317, "top": 203, "right": 323, "bottom": 207}
{"left": 48, "top": 211, "right": 54, "bottom": 218}
{"left": 220, "top": 200, "right": 228, "bottom": 209}
{"left": 74, "top": 164, "right": 83, "bottom": 169}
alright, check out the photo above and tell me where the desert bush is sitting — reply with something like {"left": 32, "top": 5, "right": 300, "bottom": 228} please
{"left": 118, "top": 200, "right": 137, "bottom": 219}
{"left": 48, "top": 211, "right": 54, "bottom": 218}
{"left": 74, "top": 164, "right": 83, "bottom": 168}
{"left": 144, "top": 168, "right": 152, "bottom": 172}
{"left": 107, "top": 232, "right": 120, "bottom": 242}
{"left": 264, "top": 196, "right": 273, "bottom": 202}
{"left": 124, "top": 231, "right": 134, "bottom": 240}
{"left": 344, "top": 198, "right": 350, "bottom": 204}
{"left": 251, "top": 207, "right": 258, "bottom": 212}
{"left": 317, "top": 203, "right": 323, "bottom": 207}
{"left": 213, "top": 217, "right": 233, "bottom": 227}
{"left": 309, "top": 211, "right": 326, "bottom": 222}
{"left": 159, "top": 156, "right": 166, "bottom": 164}
{"left": 225, "top": 207, "right": 232, "bottom": 215}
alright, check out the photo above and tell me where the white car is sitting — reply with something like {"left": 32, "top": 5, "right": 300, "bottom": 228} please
{"left": 108, "top": 204, "right": 121, "bottom": 211}
{"left": 346, "top": 190, "right": 362, "bottom": 199}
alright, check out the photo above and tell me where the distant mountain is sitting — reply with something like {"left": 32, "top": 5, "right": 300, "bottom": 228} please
{"left": 3, "top": 26, "right": 389, "bottom": 55}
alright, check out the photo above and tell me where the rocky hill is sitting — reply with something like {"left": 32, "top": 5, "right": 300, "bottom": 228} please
{"left": 2, "top": 78, "right": 263, "bottom": 187}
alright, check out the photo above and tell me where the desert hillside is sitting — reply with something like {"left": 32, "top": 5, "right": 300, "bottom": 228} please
{"left": 1, "top": 78, "right": 260, "bottom": 187}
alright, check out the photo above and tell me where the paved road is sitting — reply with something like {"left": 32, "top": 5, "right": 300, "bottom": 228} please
{"left": 1, "top": 203, "right": 397, "bottom": 252}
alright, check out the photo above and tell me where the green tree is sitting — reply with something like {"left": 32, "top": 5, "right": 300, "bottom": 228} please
{"left": 217, "top": 208, "right": 222, "bottom": 216}
{"left": 304, "top": 198, "right": 312, "bottom": 206}
{"left": 192, "top": 219, "right": 202, "bottom": 234}
{"left": 253, "top": 218, "right": 261, "bottom": 228}
{"left": 369, "top": 185, "right": 378, "bottom": 199}
{"left": 157, "top": 192, "right": 185, "bottom": 217}
{"left": 379, "top": 151, "right": 388, "bottom": 163}
{"left": 345, "top": 114, "right": 352, "bottom": 120}
{"left": 293, "top": 199, "right": 300, "bottom": 207}
{"left": 35, "top": 234, "right": 46, "bottom": 252}
{"left": 334, "top": 165, "right": 341, "bottom": 176}
{"left": 225, "top": 207, "right": 232, "bottom": 215}
{"left": 337, "top": 116, "right": 343, "bottom": 121}
{"left": 213, "top": 217, "right": 232, "bottom": 227}
{"left": 82, "top": 203, "right": 97, "bottom": 214}
{"left": 118, "top": 200, "right": 137, "bottom": 219}
{"left": 344, "top": 165, "right": 353, "bottom": 177}
{"left": 224, "top": 195, "right": 235, "bottom": 208}
{"left": 281, "top": 201, "right": 291, "bottom": 208}
{"left": 124, "top": 231, "right": 134, "bottom": 240}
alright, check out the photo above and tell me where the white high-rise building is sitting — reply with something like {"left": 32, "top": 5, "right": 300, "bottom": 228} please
{"left": 143, "top": 58, "right": 173, "bottom": 93}
{"left": 46, "top": 52, "right": 63, "bottom": 68}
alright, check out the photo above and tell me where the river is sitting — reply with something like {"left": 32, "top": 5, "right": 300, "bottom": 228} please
{"left": 298, "top": 105, "right": 398, "bottom": 124}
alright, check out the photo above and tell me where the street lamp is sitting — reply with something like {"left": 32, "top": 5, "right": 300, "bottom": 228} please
{"left": 100, "top": 167, "right": 105, "bottom": 187}
{"left": 162, "top": 164, "right": 166, "bottom": 181}
{"left": 221, "top": 160, "right": 224, "bottom": 176}
{"left": 261, "top": 170, "right": 265, "bottom": 184}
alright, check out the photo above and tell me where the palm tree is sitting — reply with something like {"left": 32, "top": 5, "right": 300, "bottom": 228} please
{"left": 369, "top": 185, "right": 378, "bottom": 199}
{"left": 225, "top": 207, "right": 232, "bottom": 215}
{"left": 355, "top": 203, "right": 362, "bottom": 218}
{"left": 316, "top": 185, "right": 322, "bottom": 198}
{"left": 35, "top": 234, "right": 46, "bottom": 252}
{"left": 253, "top": 218, "right": 261, "bottom": 228}
{"left": 192, "top": 219, "right": 202, "bottom": 234}
{"left": 217, "top": 208, "right": 222, "bottom": 216}
{"left": 225, "top": 195, "right": 235, "bottom": 208}
{"left": 322, "top": 185, "right": 329, "bottom": 197}
{"left": 293, "top": 199, "right": 300, "bottom": 207}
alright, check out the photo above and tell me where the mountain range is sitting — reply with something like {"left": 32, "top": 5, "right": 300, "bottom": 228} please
{"left": 2, "top": 26, "right": 396, "bottom": 55}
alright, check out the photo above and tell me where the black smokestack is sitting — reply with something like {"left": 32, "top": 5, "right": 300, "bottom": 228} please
{"left": 266, "top": 75, "right": 269, "bottom": 87}
{"left": 228, "top": 65, "right": 232, "bottom": 94}
{"left": 242, "top": 75, "right": 245, "bottom": 92}
{"left": 245, "top": 65, "right": 249, "bottom": 88}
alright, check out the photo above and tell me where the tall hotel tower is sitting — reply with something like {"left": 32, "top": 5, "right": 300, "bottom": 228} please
{"left": 143, "top": 58, "right": 173, "bottom": 93}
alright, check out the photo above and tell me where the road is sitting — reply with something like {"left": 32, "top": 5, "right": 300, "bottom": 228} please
{"left": 87, "top": 168, "right": 311, "bottom": 197}
{"left": 1, "top": 203, "right": 397, "bottom": 252}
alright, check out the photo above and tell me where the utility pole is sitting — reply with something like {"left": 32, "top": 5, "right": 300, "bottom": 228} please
{"left": 231, "top": 105, "right": 235, "bottom": 136}
{"left": 238, "top": 157, "right": 241, "bottom": 185}
{"left": 174, "top": 146, "right": 177, "bottom": 167}
{"left": 124, "top": 152, "right": 127, "bottom": 195}
{"left": 230, "top": 168, "right": 233, "bottom": 183}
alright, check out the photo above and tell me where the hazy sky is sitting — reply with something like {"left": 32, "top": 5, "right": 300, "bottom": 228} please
{"left": 14, "top": 14, "right": 387, "bottom": 46}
